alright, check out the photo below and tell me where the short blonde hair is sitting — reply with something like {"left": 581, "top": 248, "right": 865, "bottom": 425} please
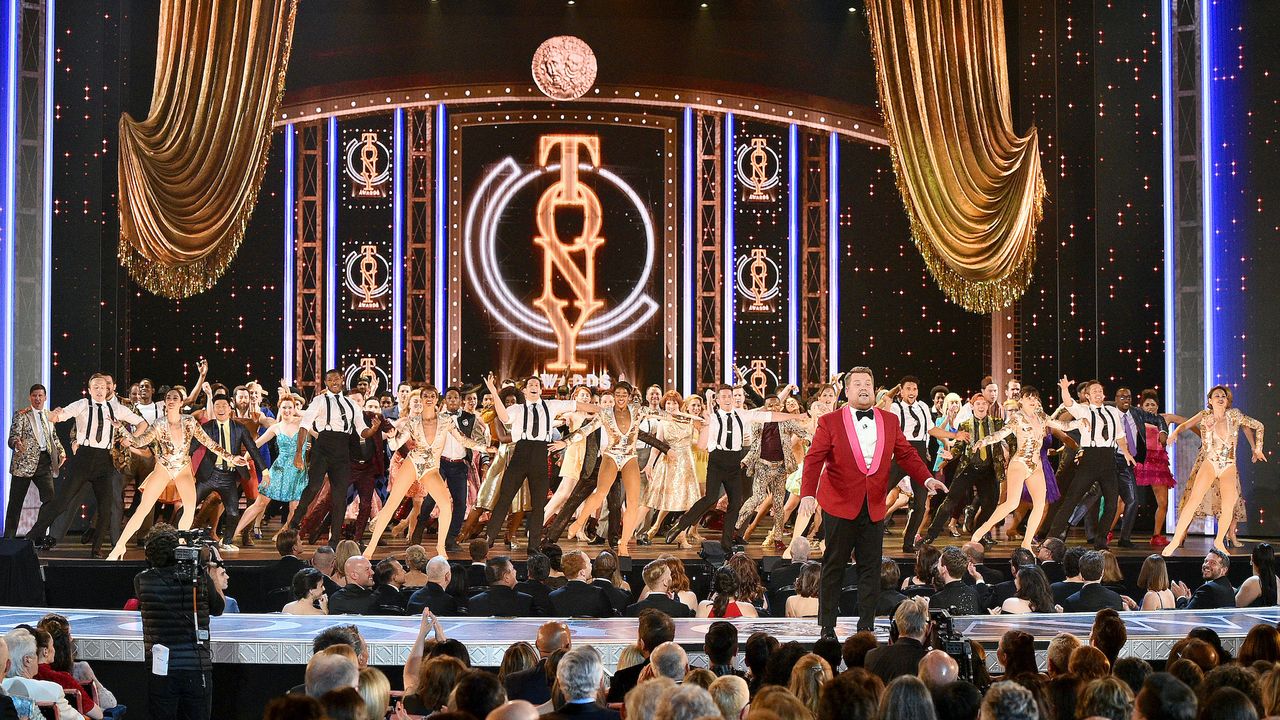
{"left": 358, "top": 667, "right": 390, "bottom": 720}
{"left": 708, "top": 675, "right": 749, "bottom": 720}
{"left": 788, "top": 653, "right": 833, "bottom": 715}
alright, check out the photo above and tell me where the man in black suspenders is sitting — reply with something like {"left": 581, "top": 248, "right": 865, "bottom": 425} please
{"left": 482, "top": 374, "right": 599, "bottom": 551}
{"left": 889, "top": 376, "right": 936, "bottom": 552}
{"left": 33, "top": 373, "right": 148, "bottom": 556}
{"left": 292, "top": 370, "right": 383, "bottom": 547}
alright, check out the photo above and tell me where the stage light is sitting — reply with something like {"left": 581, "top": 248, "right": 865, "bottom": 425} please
{"left": 723, "top": 113, "right": 735, "bottom": 384}
{"left": 787, "top": 123, "right": 798, "bottom": 386}
{"left": 1160, "top": 0, "right": 1174, "bottom": 416}
{"left": 682, "top": 106, "right": 694, "bottom": 394}
{"left": 284, "top": 124, "right": 295, "bottom": 386}
{"left": 828, "top": 131, "right": 840, "bottom": 376}
{"left": 42, "top": 0, "right": 52, "bottom": 394}
{"left": 434, "top": 103, "right": 446, "bottom": 385}
{"left": 326, "top": 116, "right": 338, "bottom": 371}
{"left": 1, "top": 0, "right": 16, "bottom": 530}
{"left": 1200, "top": 0, "right": 1214, "bottom": 394}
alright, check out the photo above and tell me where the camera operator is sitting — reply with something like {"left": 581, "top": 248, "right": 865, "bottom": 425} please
{"left": 134, "top": 524, "right": 224, "bottom": 720}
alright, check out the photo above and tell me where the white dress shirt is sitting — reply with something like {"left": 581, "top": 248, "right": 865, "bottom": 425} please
{"left": 59, "top": 397, "right": 144, "bottom": 450}
{"left": 850, "top": 406, "right": 879, "bottom": 466}
{"left": 135, "top": 401, "right": 164, "bottom": 426}
{"left": 29, "top": 408, "right": 50, "bottom": 451}
{"left": 3, "top": 676, "right": 83, "bottom": 720}
{"left": 299, "top": 392, "right": 369, "bottom": 435}
{"left": 707, "top": 408, "right": 770, "bottom": 452}
{"left": 1065, "top": 402, "right": 1126, "bottom": 449}
{"left": 438, "top": 411, "right": 467, "bottom": 460}
{"left": 508, "top": 400, "right": 575, "bottom": 442}
{"left": 890, "top": 400, "right": 934, "bottom": 443}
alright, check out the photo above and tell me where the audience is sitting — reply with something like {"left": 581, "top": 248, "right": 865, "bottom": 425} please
{"left": 472, "top": 556, "right": 538, "bottom": 616}
{"left": 451, "top": 669, "right": 508, "bottom": 719}
{"left": 1091, "top": 608, "right": 1129, "bottom": 666}
{"left": 517, "top": 553, "right": 556, "bottom": 615}
{"left": 319, "top": 686, "right": 367, "bottom": 720}
{"left": 1050, "top": 546, "right": 1087, "bottom": 605}
{"left": 1135, "top": 672, "right": 1197, "bottom": 720}
{"left": 708, "top": 675, "right": 750, "bottom": 720}
{"left": 628, "top": 559, "right": 694, "bottom": 618}
{"left": 996, "top": 631, "right": 1036, "bottom": 678}
{"left": 1063, "top": 550, "right": 1126, "bottom": 612}
{"left": 683, "top": 668, "right": 716, "bottom": 689}
{"left": 2, "top": 629, "right": 81, "bottom": 720}
{"left": 626, "top": 678, "right": 675, "bottom": 720}
{"left": 650, "top": 642, "right": 690, "bottom": 683}
{"left": 505, "top": 622, "right": 571, "bottom": 705}
{"left": 842, "top": 631, "right": 880, "bottom": 671}
{"left": 880, "top": 675, "right": 936, "bottom": 720}
{"left": 877, "top": 557, "right": 909, "bottom": 615}
{"left": 699, "top": 566, "right": 761, "bottom": 618}
{"left": 1113, "top": 657, "right": 1153, "bottom": 695}
{"left": 745, "top": 631, "right": 780, "bottom": 696}
{"left": 866, "top": 597, "right": 931, "bottom": 684}
{"left": 788, "top": 653, "right": 832, "bottom": 716}
{"left": 548, "top": 646, "right": 617, "bottom": 720}
{"left": 1172, "top": 549, "right": 1237, "bottom": 609}
{"left": 918, "top": 649, "right": 959, "bottom": 691}
{"left": 654, "top": 684, "right": 720, "bottom": 720}
{"left": 606, "top": 609, "right": 674, "bottom": 702}
{"left": 305, "top": 648, "right": 359, "bottom": 699}
{"left": 1045, "top": 632, "right": 1080, "bottom": 677}
{"left": 1236, "top": 543, "right": 1278, "bottom": 608}
{"left": 406, "top": 555, "right": 463, "bottom": 616}
{"left": 357, "top": 667, "right": 390, "bottom": 720}
{"left": 1137, "top": 554, "right": 1176, "bottom": 610}
{"left": 550, "top": 551, "right": 615, "bottom": 618}
{"left": 327, "top": 555, "right": 377, "bottom": 615}
{"left": 705, "top": 621, "right": 742, "bottom": 677}
{"left": 784, "top": 562, "right": 822, "bottom": 618}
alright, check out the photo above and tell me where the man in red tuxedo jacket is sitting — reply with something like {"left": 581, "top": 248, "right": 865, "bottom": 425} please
{"left": 800, "top": 366, "right": 939, "bottom": 635}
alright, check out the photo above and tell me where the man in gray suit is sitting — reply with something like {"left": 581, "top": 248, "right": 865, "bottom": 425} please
{"left": 5, "top": 384, "right": 65, "bottom": 537}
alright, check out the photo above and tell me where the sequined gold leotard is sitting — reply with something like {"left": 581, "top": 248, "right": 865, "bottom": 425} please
{"left": 971, "top": 409, "right": 1083, "bottom": 474}
{"left": 396, "top": 414, "right": 488, "bottom": 477}
{"left": 127, "top": 415, "right": 239, "bottom": 474}
{"left": 573, "top": 405, "right": 659, "bottom": 468}
{"left": 1197, "top": 408, "right": 1266, "bottom": 475}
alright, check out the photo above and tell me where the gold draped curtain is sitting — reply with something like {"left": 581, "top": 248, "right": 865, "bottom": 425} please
{"left": 865, "top": 0, "right": 1045, "bottom": 312}
{"left": 118, "top": 0, "right": 298, "bottom": 298}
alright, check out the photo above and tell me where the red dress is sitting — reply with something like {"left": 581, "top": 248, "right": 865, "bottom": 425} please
{"left": 1136, "top": 424, "right": 1176, "bottom": 488}
{"left": 708, "top": 600, "right": 744, "bottom": 618}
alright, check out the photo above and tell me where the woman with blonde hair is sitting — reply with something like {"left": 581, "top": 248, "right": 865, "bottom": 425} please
{"left": 1137, "top": 554, "right": 1175, "bottom": 610}
{"left": 498, "top": 641, "right": 538, "bottom": 681}
{"left": 331, "top": 539, "right": 362, "bottom": 586}
{"left": 788, "top": 653, "right": 833, "bottom": 717}
{"left": 358, "top": 667, "right": 391, "bottom": 720}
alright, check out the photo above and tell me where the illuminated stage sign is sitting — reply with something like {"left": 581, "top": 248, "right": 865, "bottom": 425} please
{"left": 735, "top": 137, "right": 781, "bottom": 203}
{"left": 345, "top": 132, "right": 391, "bottom": 199}
{"left": 735, "top": 248, "right": 781, "bottom": 313}
{"left": 463, "top": 133, "right": 660, "bottom": 372}
{"left": 743, "top": 359, "right": 779, "bottom": 398}
{"left": 343, "top": 244, "right": 390, "bottom": 311}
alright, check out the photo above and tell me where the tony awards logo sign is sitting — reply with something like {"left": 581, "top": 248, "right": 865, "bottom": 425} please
{"left": 735, "top": 248, "right": 781, "bottom": 313}
{"left": 734, "top": 137, "right": 781, "bottom": 202}
{"left": 745, "top": 360, "right": 778, "bottom": 397}
{"left": 464, "top": 134, "right": 659, "bottom": 371}
{"left": 343, "top": 244, "right": 390, "bottom": 311}
{"left": 345, "top": 132, "right": 391, "bottom": 198}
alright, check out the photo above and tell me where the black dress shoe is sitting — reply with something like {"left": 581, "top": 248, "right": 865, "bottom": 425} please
{"left": 664, "top": 528, "right": 682, "bottom": 545}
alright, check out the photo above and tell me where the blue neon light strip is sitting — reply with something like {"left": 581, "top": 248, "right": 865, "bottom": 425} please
{"left": 392, "top": 109, "right": 405, "bottom": 389}
{"left": 1160, "top": 0, "right": 1174, "bottom": 413}
{"left": 682, "top": 107, "right": 694, "bottom": 394}
{"left": 1200, "top": 0, "right": 1213, "bottom": 393}
{"left": 828, "top": 132, "right": 840, "bottom": 376}
{"left": 42, "top": 0, "right": 52, "bottom": 393}
{"left": 434, "top": 104, "right": 447, "bottom": 386}
{"left": 787, "top": 124, "right": 799, "bottom": 386}
{"left": 1, "top": 0, "right": 19, "bottom": 519}
{"left": 326, "top": 116, "right": 338, "bottom": 371}
{"left": 283, "top": 125, "right": 295, "bottom": 385}
{"left": 723, "top": 113, "right": 735, "bottom": 384}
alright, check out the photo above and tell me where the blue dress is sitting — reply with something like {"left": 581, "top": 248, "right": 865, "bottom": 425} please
{"left": 263, "top": 429, "right": 309, "bottom": 502}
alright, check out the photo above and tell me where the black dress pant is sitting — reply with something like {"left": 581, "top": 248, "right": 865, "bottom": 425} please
{"left": 895, "top": 440, "right": 931, "bottom": 550}
{"left": 485, "top": 440, "right": 551, "bottom": 549}
{"left": 291, "top": 431, "right": 353, "bottom": 547}
{"left": 544, "top": 461, "right": 622, "bottom": 545}
{"left": 196, "top": 468, "right": 243, "bottom": 540}
{"left": 415, "top": 458, "right": 469, "bottom": 546}
{"left": 1046, "top": 447, "right": 1119, "bottom": 548}
{"left": 5, "top": 452, "right": 53, "bottom": 537}
{"left": 149, "top": 668, "right": 212, "bottom": 720}
{"left": 925, "top": 460, "right": 996, "bottom": 541}
{"left": 27, "top": 447, "right": 114, "bottom": 549}
{"left": 671, "top": 449, "right": 747, "bottom": 551}
{"left": 819, "top": 505, "right": 883, "bottom": 633}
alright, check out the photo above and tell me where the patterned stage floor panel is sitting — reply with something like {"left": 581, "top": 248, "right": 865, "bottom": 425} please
{"left": 5, "top": 606, "right": 1277, "bottom": 669}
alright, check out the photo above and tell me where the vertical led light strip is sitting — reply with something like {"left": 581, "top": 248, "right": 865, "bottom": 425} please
{"left": 433, "top": 103, "right": 447, "bottom": 386}
{"left": 1160, "top": 0, "right": 1175, "bottom": 414}
{"left": 828, "top": 132, "right": 840, "bottom": 375}
{"left": 681, "top": 107, "right": 694, "bottom": 394}
{"left": 1, "top": 0, "right": 17, "bottom": 516}
{"left": 392, "top": 108, "right": 405, "bottom": 389}
{"left": 786, "top": 124, "right": 799, "bottom": 386}
{"left": 283, "top": 124, "right": 295, "bottom": 385}
{"left": 722, "top": 113, "right": 735, "bottom": 384}
{"left": 41, "top": 0, "right": 52, "bottom": 393}
{"left": 326, "top": 116, "right": 338, "bottom": 371}
{"left": 1200, "top": 0, "right": 1214, "bottom": 393}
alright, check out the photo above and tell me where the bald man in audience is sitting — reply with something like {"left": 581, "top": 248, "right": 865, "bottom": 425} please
{"left": 918, "top": 650, "right": 959, "bottom": 691}
{"left": 305, "top": 649, "right": 359, "bottom": 698}
{"left": 488, "top": 700, "right": 541, "bottom": 720}
{"left": 327, "top": 556, "right": 376, "bottom": 614}
{"left": 649, "top": 642, "right": 689, "bottom": 683}
{"left": 504, "top": 622, "right": 571, "bottom": 704}
{"left": 406, "top": 556, "right": 463, "bottom": 616}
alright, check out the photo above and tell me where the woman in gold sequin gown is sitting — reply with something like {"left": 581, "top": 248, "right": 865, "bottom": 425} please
{"left": 1164, "top": 385, "right": 1267, "bottom": 556}
{"left": 641, "top": 392, "right": 703, "bottom": 548}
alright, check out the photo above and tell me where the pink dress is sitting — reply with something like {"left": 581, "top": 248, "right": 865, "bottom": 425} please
{"left": 1136, "top": 424, "right": 1175, "bottom": 487}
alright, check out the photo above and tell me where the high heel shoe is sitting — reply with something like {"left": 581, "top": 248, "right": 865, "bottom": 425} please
{"left": 675, "top": 532, "right": 693, "bottom": 550}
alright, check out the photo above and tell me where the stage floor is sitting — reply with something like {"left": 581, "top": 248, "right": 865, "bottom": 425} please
{"left": 5, "top": 604, "right": 1277, "bottom": 673}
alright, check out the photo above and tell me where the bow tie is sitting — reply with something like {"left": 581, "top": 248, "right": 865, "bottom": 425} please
{"left": 855, "top": 410, "right": 875, "bottom": 422}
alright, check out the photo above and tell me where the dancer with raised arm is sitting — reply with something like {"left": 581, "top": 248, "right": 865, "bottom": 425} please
{"left": 229, "top": 391, "right": 310, "bottom": 543}
{"left": 1163, "top": 385, "right": 1266, "bottom": 556}
{"left": 799, "top": 367, "right": 940, "bottom": 635}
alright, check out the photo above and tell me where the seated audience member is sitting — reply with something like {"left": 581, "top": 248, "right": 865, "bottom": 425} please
{"left": 1090, "top": 608, "right": 1128, "bottom": 666}
{"left": 515, "top": 553, "right": 555, "bottom": 616}
{"left": 1062, "top": 550, "right": 1125, "bottom": 613}
{"left": 903, "top": 546, "right": 940, "bottom": 595}
{"left": 996, "top": 631, "right": 1037, "bottom": 678}
{"left": 1199, "top": 665, "right": 1263, "bottom": 713}
{"left": 2, "top": 630, "right": 81, "bottom": 720}
{"left": 704, "top": 621, "right": 742, "bottom": 677}
{"left": 1036, "top": 537, "right": 1068, "bottom": 583}
{"left": 263, "top": 695, "right": 327, "bottom": 720}
{"left": 607, "top": 609, "right": 674, "bottom": 702}
{"left": 471, "top": 557, "right": 538, "bottom": 617}
{"left": 358, "top": 666, "right": 391, "bottom": 720}
{"left": 660, "top": 556, "right": 700, "bottom": 613}
{"left": 1166, "top": 659, "right": 1205, "bottom": 693}
{"left": 842, "top": 631, "right": 880, "bottom": 671}
{"left": 1141, "top": 671, "right": 1198, "bottom": 717}
{"left": 500, "top": 643, "right": 539, "bottom": 683}
{"left": 987, "top": 548, "right": 1035, "bottom": 610}
{"left": 285, "top": 568, "right": 330, "bottom": 615}
{"left": 305, "top": 648, "right": 359, "bottom": 698}
{"left": 877, "top": 558, "right": 909, "bottom": 615}
{"left": 327, "top": 556, "right": 377, "bottom": 615}
{"left": 550, "top": 551, "right": 615, "bottom": 618}
{"left": 490, "top": 700, "right": 542, "bottom": 720}
{"left": 311, "top": 545, "right": 343, "bottom": 596}
{"left": 541, "top": 543, "right": 569, "bottom": 589}
{"left": 318, "top": 687, "right": 365, "bottom": 720}
{"left": 312, "top": 624, "right": 369, "bottom": 669}
{"left": 404, "top": 656, "right": 468, "bottom": 715}
{"left": 866, "top": 597, "right": 931, "bottom": 684}
{"left": 654, "top": 684, "right": 719, "bottom": 720}
{"left": 628, "top": 559, "right": 693, "bottom": 618}
{"left": 547, "top": 646, "right": 618, "bottom": 720}
{"left": 616, "top": 644, "right": 645, "bottom": 673}
{"left": 369, "top": 558, "right": 408, "bottom": 614}
{"left": 683, "top": 668, "right": 716, "bottom": 689}
{"left": 1171, "top": 549, "right": 1237, "bottom": 609}
{"left": 505, "top": 622, "right": 571, "bottom": 705}
{"left": 1113, "top": 657, "right": 1153, "bottom": 696}
{"left": 708, "top": 675, "right": 749, "bottom": 720}
{"left": 750, "top": 685, "right": 811, "bottom": 720}
{"left": 880, "top": 675, "right": 934, "bottom": 720}
{"left": 466, "top": 539, "right": 491, "bottom": 589}
{"left": 1046, "top": 633, "right": 1080, "bottom": 678}
{"left": 762, "top": 642, "right": 809, "bottom": 690}
{"left": 698, "top": 566, "right": 759, "bottom": 618}
{"left": 650, "top": 642, "right": 689, "bottom": 683}
{"left": 744, "top": 632, "right": 778, "bottom": 696}
{"left": 1237, "top": 543, "right": 1279, "bottom": 608}
{"left": 962, "top": 541, "right": 1005, "bottom": 585}
{"left": 30, "top": 626, "right": 102, "bottom": 720}
{"left": 407, "top": 555, "right": 464, "bottom": 616}
{"left": 817, "top": 671, "right": 880, "bottom": 720}
{"left": 812, "top": 636, "right": 844, "bottom": 675}
{"left": 918, "top": 649, "right": 959, "bottom": 691}
{"left": 1099, "top": 550, "right": 1128, "bottom": 596}
{"left": 725, "top": 553, "right": 768, "bottom": 615}
{"left": 1000, "top": 565, "right": 1058, "bottom": 614}
{"left": 978, "top": 681, "right": 1037, "bottom": 720}
{"left": 1188, "top": 626, "right": 1233, "bottom": 663}
{"left": 451, "top": 670, "right": 508, "bottom": 720}
{"left": 1077, "top": 676, "right": 1133, "bottom": 720}
{"left": 590, "top": 552, "right": 631, "bottom": 614}
{"left": 1050, "top": 547, "right": 1087, "bottom": 605}
{"left": 39, "top": 613, "right": 119, "bottom": 717}
{"left": 208, "top": 556, "right": 239, "bottom": 613}
{"left": 1045, "top": 675, "right": 1080, "bottom": 720}
{"left": 933, "top": 680, "right": 983, "bottom": 720}
{"left": 625, "top": 678, "right": 676, "bottom": 720}
{"left": 789, "top": 654, "right": 832, "bottom": 716}
{"left": 930, "top": 546, "right": 990, "bottom": 614}
{"left": 266, "top": 530, "right": 309, "bottom": 593}
{"left": 770, "top": 536, "right": 811, "bottom": 590}
{"left": 1203, "top": 687, "right": 1259, "bottom": 720}
{"left": 1069, "top": 645, "right": 1111, "bottom": 682}
{"left": 784, "top": 562, "right": 821, "bottom": 618}
{"left": 1239, "top": 624, "right": 1280, "bottom": 666}
{"left": 403, "top": 544, "right": 431, "bottom": 587}
{"left": 1137, "top": 554, "right": 1177, "bottom": 610}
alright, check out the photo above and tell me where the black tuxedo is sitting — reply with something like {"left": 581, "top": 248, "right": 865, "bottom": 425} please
{"left": 1062, "top": 583, "right": 1124, "bottom": 613}
{"left": 929, "top": 580, "right": 990, "bottom": 615}
{"left": 406, "top": 582, "right": 463, "bottom": 616}
{"left": 1041, "top": 561, "right": 1067, "bottom": 584}
{"left": 970, "top": 564, "right": 1005, "bottom": 586}
{"left": 370, "top": 583, "right": 407, "bottom": 614}
{"left": 515, "top": 579, "right": 554, "bottom": 616}
{"left": 987, "top": 580, "right": 1018, "bottom": 610}
{"left": 625, "top": 592, "right": 692, "bottom": 618}
{"left": 592, "top": 578, "right": 631, "bottom": 615}
{"left": 193, "top": 418, "right": 266, "bottom": 539}
{"left": 1126, "top": 407, "right": 1149, "bottom": 464}
{"left": 767, "top": 562, "right": 806, "bottom": 592}
{"left": 469, "top": 585, "right": 535, "bottom": 617}
{"left": 547, "top": 701, "right": 620, "bottom": 720}
{"left": 505, "top": 657, "right": 554, "bottom": 705}
{"left": 328, "top": 583, "right": 377, "bottom": 615}
{"left": 550, "top": 580, "right": 615, "bottom": 618}
{"left": 606, "top": 663, "right": 645, "bottom": 703}
{"left": 1051, "top": 580, "right": 1084, "bottom": 606}
{"left": 264, "top": 555, "right": 308, "bottom": 593}
{"left": 1177, "top": 576, "right": 1237, "bottom": 610}
{"left": 865, "top": 637, "right": 928, "bottom": 685}
{"left": 465, "top": 563, "right": 489, "bottom": 590}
